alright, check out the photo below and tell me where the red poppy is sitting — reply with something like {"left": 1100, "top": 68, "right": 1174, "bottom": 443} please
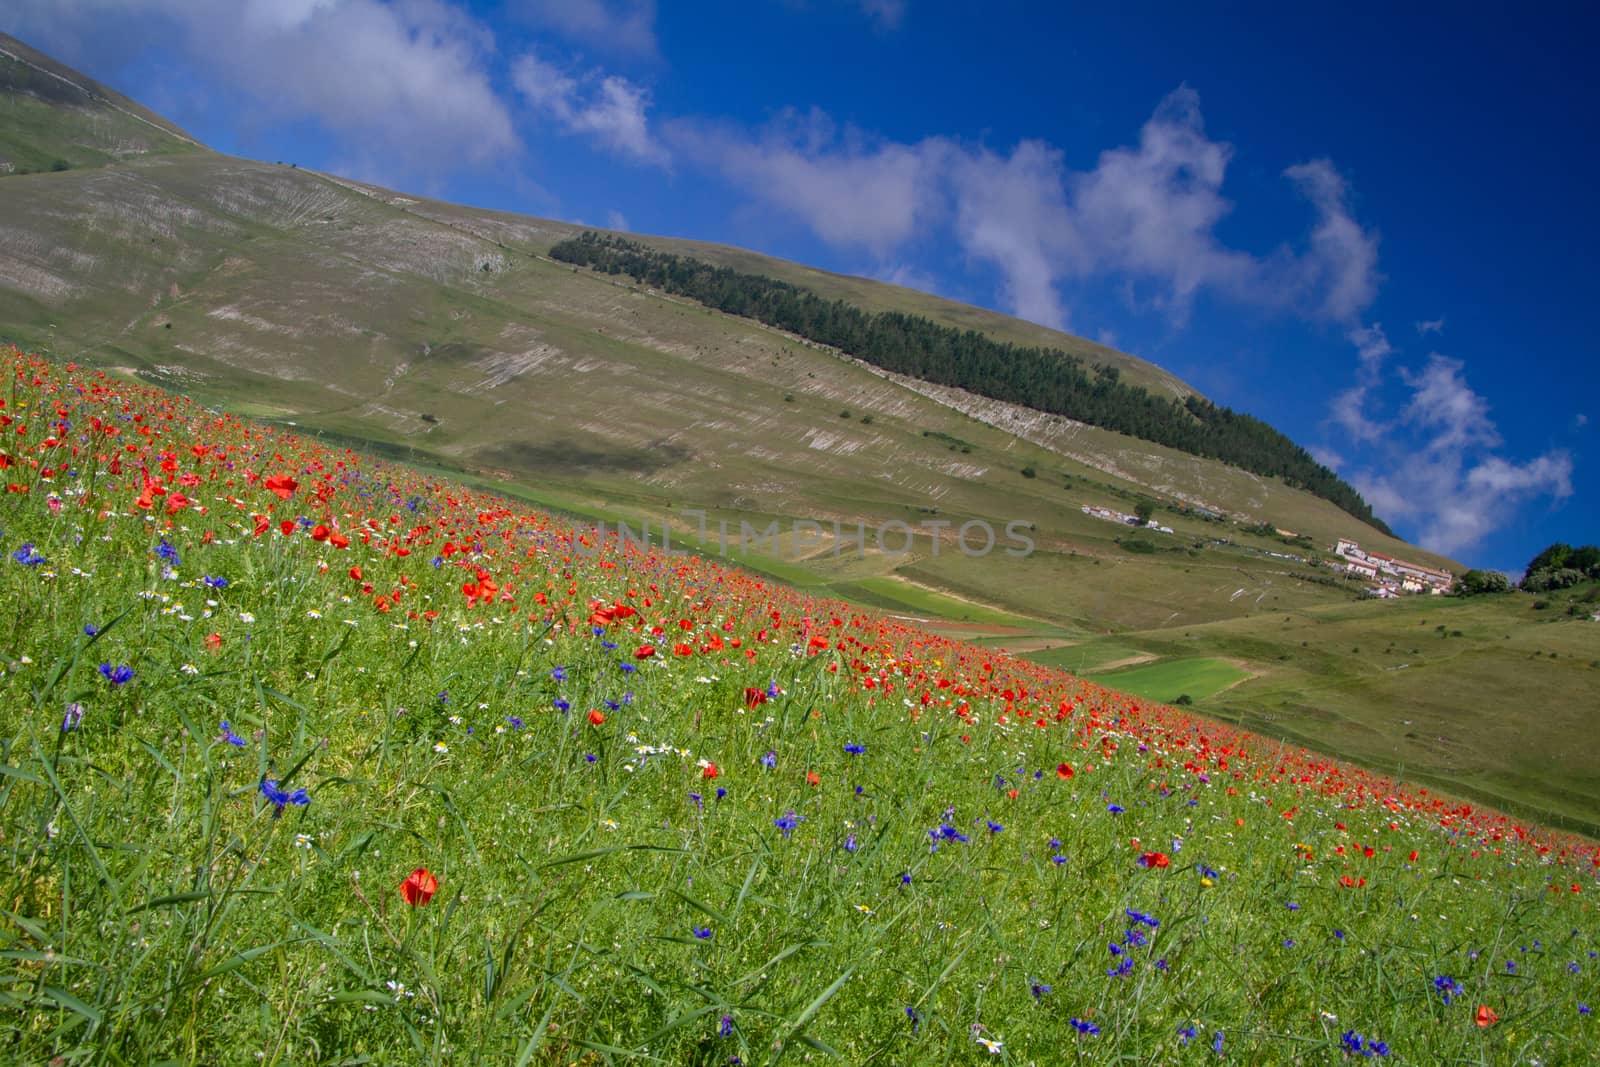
{"left": 702, "top": 762, "right": 719, "bottom": 780}
{"left": 744, "top": 687, "right": 768, "bottom": 708}
{"left": 634, "top": 645, "right": 655, "bottom": 658}
{"left": 400, "top": 867, "right": 438, "bottom": 907}
{"left": 1475, "top": 1006, "right": 1498, "bottom": 1028}
{"left": 1137, "top": 851, "right": 1171, "bottom": 869}
{"left": 264, "top": 474, "right": 299, "bottom": 499}
{"left": 1056, "top": 762, "right": 1074, "bottom": 779}
{"left": 588, "top": 709, "right": 606, "bottom": 726}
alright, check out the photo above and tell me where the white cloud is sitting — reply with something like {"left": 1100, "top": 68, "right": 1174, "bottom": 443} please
{"left": 1335, "top": 349, "right": 1573, "bottom": 557}
{"left": 606, "top": 209, "right": 630, "bottom": 231}
{"left": 1416, "top": 317, "right": 1445, "bottom": 335}
{"left": 667, "top": 109, "right": 944, "bottom": 257}
{"left": 1400, "top": 354, "right": 1501, "bottom": 454}
{"left": 512, "top": 51, "right": 667, "bottom": 165}
{"left": 7, "top": 0, "right": 519, "bottom": 177}
{"left": 1283, "top": 159, "right": 1381, "bottom": 322}
{"left": 513, "top": 0, "right": 657, "bottom": 56}
{"left": 947, "top": 140, "right": 1076, "bottom": 328}
{"left": 673, "top": 86, "right": 1380, "bottom": 330}
{"left": 1330, "top": 323, "right": 1393, "bottom": 443}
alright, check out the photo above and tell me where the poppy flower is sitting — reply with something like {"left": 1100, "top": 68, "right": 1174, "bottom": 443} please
{"left": 588, "top": 709, "right": 606, "bottom": 726}
{"left": 1138, "top": 851, "right": 1171, "bottom": 869}
{"left": 1056, "top": 762, "right": 1074, "bottom": 779}
{"left": 263, "top": 474, "right": 298, "bottom": 499}
{"left": 634, "top": 644, "right": 655, "bottom": 658}
{"left": 400, "top": 867, "right": 438, "bottom": 906}
{"left": 1476, "top": 1006, "right": 1498, "bottom": 1028}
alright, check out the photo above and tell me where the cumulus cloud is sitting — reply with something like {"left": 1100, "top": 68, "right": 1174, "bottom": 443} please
{"left": 667, "top": 109, "right": 945, "bottom": 257}
{"left": 513, "top": 0, "right": 657, "bottom": 56}
{"left": 672, "top": 86, "right": 1380, "bottom": 329}
{"left": 947, "top": 141, "right": 1077, "bottom": 327}
{"left": 512, "top": 50, "right": 667, "bottom": 165}
{"left": 1333, "top": 346, "right": 1573, "bottom": 557}
{"left": 6, "top": 0, "right": 519, "bottom": 178}
{"left": 1416, "top": 317, "right": 1445, "bottom": 335}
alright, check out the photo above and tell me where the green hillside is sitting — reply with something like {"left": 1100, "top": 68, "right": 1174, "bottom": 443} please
{"left": 0, "top": 32, "right": 200, "bottom": 174}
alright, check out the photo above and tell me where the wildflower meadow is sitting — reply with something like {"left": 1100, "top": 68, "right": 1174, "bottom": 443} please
{"left": 1, "top": 348, "right": 1597, "bottom": 1064}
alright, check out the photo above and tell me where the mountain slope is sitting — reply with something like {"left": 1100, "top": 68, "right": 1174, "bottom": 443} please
{"left": 0, "top": 31, "right": 200, "bottom": 173}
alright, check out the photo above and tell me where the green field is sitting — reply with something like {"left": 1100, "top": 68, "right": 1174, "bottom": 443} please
{"left": 1083, "top": 657, "right": 1253, "bottom": 704}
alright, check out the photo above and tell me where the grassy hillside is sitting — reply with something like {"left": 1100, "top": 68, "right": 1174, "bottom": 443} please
{"left": 0, "top": 32, "right": 200, "bottom": 174}
{"left": 2, "top": 353, "right": 1597, "bottom": 1064}
{"left": 1021, "top": 590, "right": 1600, "bottom": 835}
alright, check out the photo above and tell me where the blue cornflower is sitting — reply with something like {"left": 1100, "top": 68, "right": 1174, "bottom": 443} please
{"left": 765, "top": 680, "right": 780, "bottom": 698}
{"left": 986, "top": 820, "right": 1003, "bottom": 834}
{"left": 604, "top": 699, "right": 622, "bottom": 710}
{"left": 1569, "top": 961, "right": 1582, "bottom": 974}
{"left": 774, "top": 811, "right": 801, "bottom": 838}
{"left": 844, "top": 833, "right": 858, "bottom": 852}
{"left": 11, "top": 543, "right": 47, "bottom": 566}
{"left": 1283, "top": 939, "right": 1296, "bottom": 949}
{"left": 905, "top": 1006, "right": 920, "bottom": 1034}
{"left": 219, "top": 720, "right": 247, "bottom": 747}
{"left": 692, "top": 926, "right": 712, "bottom": 940}
{"left": 60, "top": 703, "right": 84, "bottom": 733}
{"left": 618, "top": 662, "right": 635, "bottom": 673}
{"left": 1334, "top": 929, "right": 1346, "bottom": 941}
{"left": 900, "top": 872, "right": 912, "bottom": 885}
{"left": 506, "top": 716, "right": 524, "bottom": 729}
{"left": 259, "top": 778, "right": 310, "bottom": 814}
{"left": 83, "top": 624, "right": 100, "bottom": 637}
{"left": 553, "top": 699, "right": 571, "bottom": 712}
{"left": 1106, "top": 803, "right": 1125, "bottom": 814}
{"left": 1154, "top": 958, "right": 1169, "bottom": 972}
{"left": 430, "top": 556, "right": 443, "bottom": 568}
{"left": 601, "top": 639, "right": 618, "bottom": 650}
{"left": 1107, "top": 957, "right": 1134, "bottom": 978}
{"left": 1069, "top": 1018, "right": 1099, "bottom": 1035}
{"left": 719, "top": 1015, "right": 733, "bottom": 1037}
{"left": 1214, "top": 1029, "right": 1224, "bottom": 1054}
{"left": 201, "top": 575, "right": 229, "bottom": 589}
{"left": 98, "top": 663, "right": 134, "bottom": 686}
{"left": 1030, "top": 981, "right": 1050, "bottom": 999}
{"left": 155, "top": 539, "right": 180, "bottom": 564}
{"left": 930, "top": 824, "right": 969, "bottom": 843}
{"left": 584, "top": 753, "right": 597, "bottom": 763}
{"left": 689, "top": 793, "right": 702, "bottom": 806}
{"left": 1285, "top": 902, "right": 1300, "bottom": 911}
{"left": 1580, "top": 1004, "right": 1592, "bottom": 1015}
{"left": 716, "top": 787, "right": 726, "bottom": 799}
{"left": 1178, "top": 1025, "right": 1197, "bottom": 1046}
{"left": 760, "top": 750, "right": 777, "bottom": 768}
{"left": 1051, "top": 854, "right": 1068, "bottom": 865}
{"left": 551, "top": 666, "right": 567, "bottom": 681}
{"left": 844, "top": 743, "right": 865, "bottom": 755}
{"left": 1126, "top": 909, "right": 1160, "bottom": 928}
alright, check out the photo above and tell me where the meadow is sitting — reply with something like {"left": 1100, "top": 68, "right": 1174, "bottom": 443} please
{"left": 2, "top": 349, "right": 1598, "bottom": 1065}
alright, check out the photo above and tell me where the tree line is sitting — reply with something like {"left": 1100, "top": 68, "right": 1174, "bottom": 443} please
{"left": 550, "top": 232, "right": 1392, "bottom": 533}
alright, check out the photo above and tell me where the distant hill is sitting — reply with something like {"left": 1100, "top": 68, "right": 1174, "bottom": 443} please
{"left": 0, "top": 32, "right": 200, "bottom": 174}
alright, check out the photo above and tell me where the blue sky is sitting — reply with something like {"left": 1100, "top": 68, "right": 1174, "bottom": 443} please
{"left": 8, "top": 2, "right": 1596, "bottom": 572}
